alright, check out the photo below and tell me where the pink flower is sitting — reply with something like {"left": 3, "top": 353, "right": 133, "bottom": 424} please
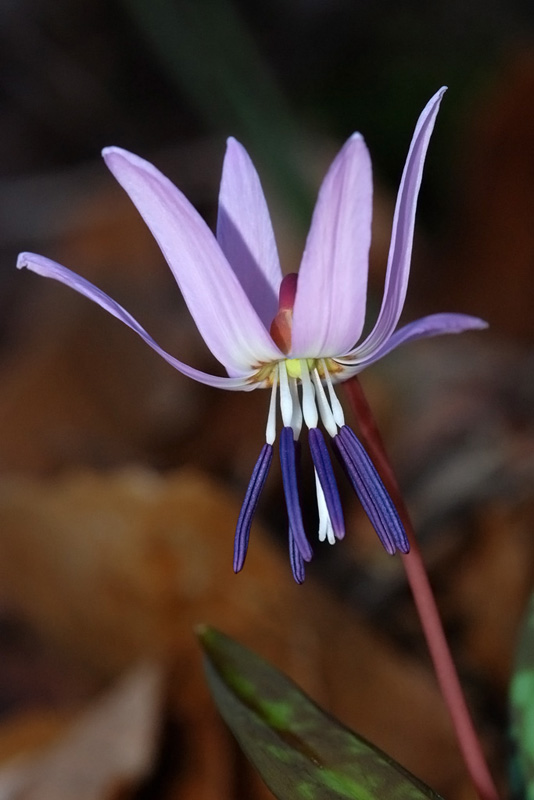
{"left": 17, "top": 87, "right": 486, "bottom": 582}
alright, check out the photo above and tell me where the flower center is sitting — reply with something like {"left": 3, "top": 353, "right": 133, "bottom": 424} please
{"left": 269, "top": 272, "right": 298, "bottom": 354}
{"left": 252, "top": 273, "right": 344, "bottom": 388}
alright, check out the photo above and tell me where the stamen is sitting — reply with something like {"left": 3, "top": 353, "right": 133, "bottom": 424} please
{"left": 278, "top": 361, "right": 293, "bottom": 428}
{"left": 312, "top": 368, "right": 337, "bottom": 438}
{"left": 279, "top": 426, "right": 313, "bottom": 562}
{"left": 322, "top": 360, "right": 345, "bottom": 428}
{"left": 308, "top": 427, "right": 345, "bottom": 540}
{"left": 300, "top": 360, "right": 318, "bottom": 429}
{"left": 315, "top": 469, "right": 336, "bottom": 544}
{"left": 234, "top": 443, "right": 273, "bottom": 572}
{"left": 333, "top": 425, "right": 409, "bottom": 554}
{"left": 289, "top": 529, "right": 305, "bottom": 583}
{"left": 265, "top": 365, "right": 278, "bottom": 445}
{"left": 289, "top": 378, "right": 303, "bottom": 439}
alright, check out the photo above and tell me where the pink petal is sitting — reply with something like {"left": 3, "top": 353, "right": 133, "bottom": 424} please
{"left": 336, "top": 312, "right": 488, "bottom": 371}
{"left": 17, "top": 253, "right": 257, "bottom": 391}
{"left": 349, "top": 88, "right": 447, "bottom": 360}
{"left": 102, "top": 147, "right": 282, "bottom": 373}
{"left": 290, "top": 133, "right": 373, "bottom": 357}
{"left": 217, "top": 138, "right": 282, "bottom": 328}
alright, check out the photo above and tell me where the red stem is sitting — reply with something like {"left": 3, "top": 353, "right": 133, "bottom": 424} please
{"left": 345, "top": 377, "right": 499, "bottom": 800}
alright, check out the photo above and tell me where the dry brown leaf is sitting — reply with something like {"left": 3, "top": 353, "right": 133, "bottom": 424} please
{"left": 0, "top": 467, "right": 473, "bottom": 796}
{"left": 0, "top": 662, "right": 163, "bottom": 800}
{"left": 0, "top": 293, "right": 208, "bottom": 473}
{"left": 0, "top": 710, "right": 72, "bottom": 767}
{"left": 451, "top": 499, "right": 534, "bottom": 689}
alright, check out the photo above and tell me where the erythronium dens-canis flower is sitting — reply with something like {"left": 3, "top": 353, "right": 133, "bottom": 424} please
{"left": 17, "top": 87, "right": 486, "bottom": 582}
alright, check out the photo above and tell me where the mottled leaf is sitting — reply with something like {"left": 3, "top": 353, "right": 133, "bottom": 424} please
{"left": 198, "top": 625, "right": 442, "bottom": 800}
{"left": 510, "top": 593, "right": 534, "bottom": 800}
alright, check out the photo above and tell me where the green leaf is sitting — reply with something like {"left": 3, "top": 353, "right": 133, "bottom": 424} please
{"left": 510, "top": 593, "right": 534, "bottom": 800}
{"left": 198, "top": 625, "right": 442, "bottom": 800}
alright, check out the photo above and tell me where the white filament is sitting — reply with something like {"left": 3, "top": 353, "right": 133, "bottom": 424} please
{"left": 300, "top": 360, "right": 318, "bottom": 429}
{"left": 289, "top": 378, "right": 303, "bottom": 438}
{"left": 278, "top": 361, "right": 293, "bottom": 428}
{"left": 312, "top": 369, "right": 337, "bottom": 438}
{"left": 322, "top": 360, "right": 345, "bottom": 428}
{"left": 315, "top": 469, "right": 335, "bottom": 545}
{"left": 265, "top": 365, "right": 278, "bottom": 445}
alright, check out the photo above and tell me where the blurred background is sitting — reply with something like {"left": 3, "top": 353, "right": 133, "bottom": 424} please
{"left": 0, "top": 0, "right": 532, "bottom": 797}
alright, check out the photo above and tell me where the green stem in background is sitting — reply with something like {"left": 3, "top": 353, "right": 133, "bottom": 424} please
{"left": 344, "top": 376, "right": 500, "bottom": 800}
{"left": 119, "top": 0, "right": 314, "bottom": 227}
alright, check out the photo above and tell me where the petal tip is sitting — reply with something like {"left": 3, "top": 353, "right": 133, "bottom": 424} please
{"left": 451, "top": 314, "right": 489, "bottom": 333}
{"left": 16, "top": 252, "right": 50, "bottom": 275}
{"left": 222, "top": 136, "right": 252, "bottom": 168}
{"left": 101, "top": 145, "right": 127, "bottom": 162}
{"left": 102, "top": 146, "right": 147, "bottom": 175}
{"left": 430, "top": 86, "right": 448, "bottom": 108}
{"left": 224, "top": 136, "right": 249, "bottom": 161}
{"left": 16, "top": 252, "right": 30, "bottom": 270}
{"left": 346, "top": 132, "right": 368, "bottom": 154}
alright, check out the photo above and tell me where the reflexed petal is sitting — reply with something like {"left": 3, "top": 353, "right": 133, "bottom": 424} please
{"left": 291, "top": 133, "right": 373, "bottom": 357}
{"left": 217, "top": 138, "right": 282, "bottom": 328}
{"left": 17, "top": 253, "right": 256, "bottom": 391}
{"left": 102, "top": 147, "right": 282, "bottom": 373}
{"left": 336, "top": 313, "right": 488, "bottom": 371}
{"left": 234, "top": 443, "right": 273, "bottom": 573}
{"left": 349, "top": 88, "right": 447, "bottom": 360}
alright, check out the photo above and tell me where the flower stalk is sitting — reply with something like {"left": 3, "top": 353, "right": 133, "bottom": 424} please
{"left": 345, "top": 377, "right": 499, "bottom": 800}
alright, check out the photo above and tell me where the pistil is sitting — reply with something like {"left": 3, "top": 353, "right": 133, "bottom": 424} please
{"left": 269, "top": 272, "right": 298, "bottom": 353}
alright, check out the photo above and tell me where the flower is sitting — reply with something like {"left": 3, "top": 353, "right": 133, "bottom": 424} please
{"left": 17, "top": 87, "right": 486, "bottom": 582}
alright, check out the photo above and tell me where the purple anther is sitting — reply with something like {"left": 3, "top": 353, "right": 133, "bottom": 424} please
{"left": 334, "top": 425, "right": 409, "bottom": 554}
{"left": 234, "top": 443, "right": 273, "bottom": 572}
{"left": 308, "top": 427, "right": 345, "bottom": 540}
{"left": 279, "top": 427, "right": 313, "bottom": 562}
{"left": 289, "top": 529, "right": 306, "bottom": 584}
